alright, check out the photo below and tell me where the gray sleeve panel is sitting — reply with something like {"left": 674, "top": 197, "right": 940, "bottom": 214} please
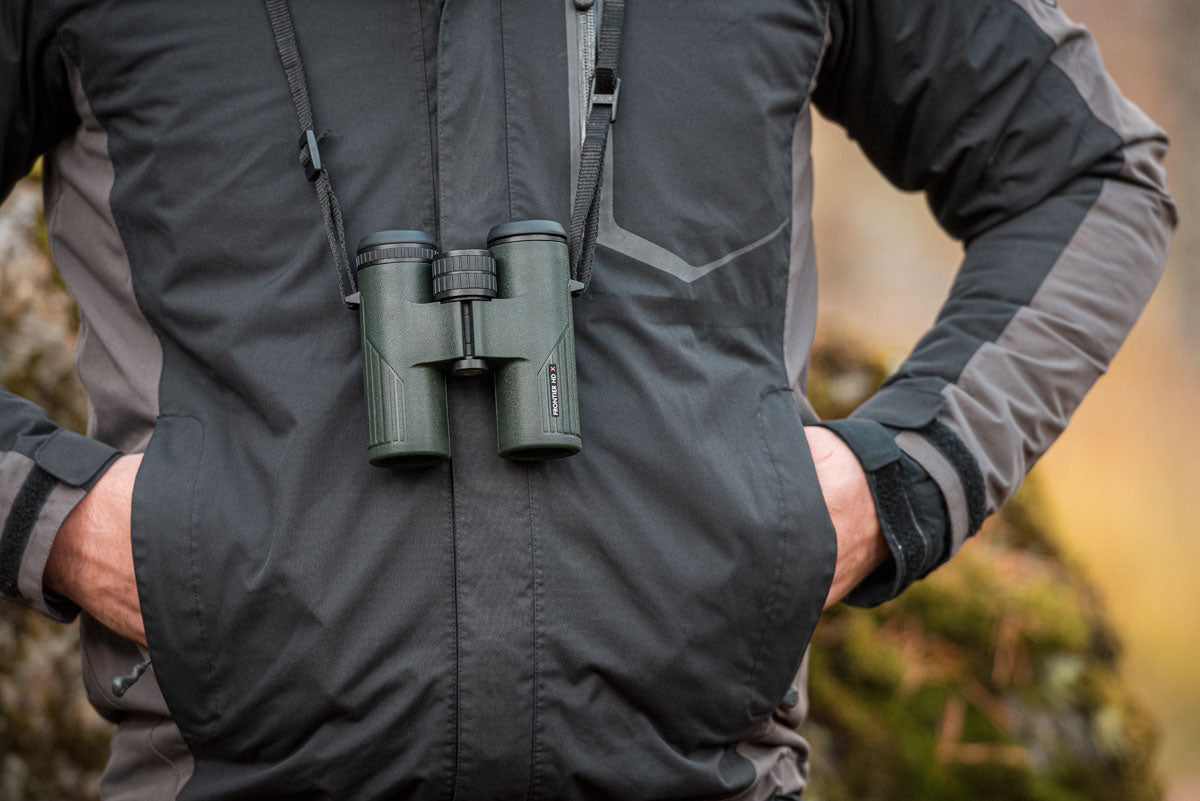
{"left": 1007, "top": 0, "right": 1170, "bottom": 192}
{"left": 815, "top": 0, "right": 1129, "bottom": 239}
{"left": 16, "top": 481, "right": 85, "bottom": 621}
{"left": 0, "top": 430, "right": 118, "bottom": 618}
{"left": 941, "top": 172, "right": 1172, "bottom": 513}
{"left": 895, "top": 430, "right": 969, "bottom": 556}
{"left": 816, "top": 0, "right": 1174, "bottom": 527}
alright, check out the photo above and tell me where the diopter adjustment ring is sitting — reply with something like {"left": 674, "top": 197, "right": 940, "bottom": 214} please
{"left": 355, "top": 244, "right": 438, "bottom": 270}
{"left": 432, "top": 250, "right": 499, "bottom": 302}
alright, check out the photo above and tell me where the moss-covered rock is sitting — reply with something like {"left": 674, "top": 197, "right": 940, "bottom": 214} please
{"left": 0, "top": 607, "right": 109, "bottom": 801}
{"left": 1, "top": 177, "right": 106, "bottom": 801}
{"left": 803, "top": 334, "right": 1162, "bottom": 801}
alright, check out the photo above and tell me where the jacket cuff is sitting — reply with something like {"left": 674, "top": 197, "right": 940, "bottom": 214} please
{"left": 849, "top": 383, "right": 988, "bottom": 558}
{"left": 816, "top": 419, "right": 950, "bottom": 607}
{"left": 1, "top": 430, "right": 122, "bottom": 621}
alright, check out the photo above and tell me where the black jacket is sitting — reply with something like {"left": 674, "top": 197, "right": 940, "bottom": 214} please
{"left": 0, "top": 1, "right": 1174, "bottom": 799}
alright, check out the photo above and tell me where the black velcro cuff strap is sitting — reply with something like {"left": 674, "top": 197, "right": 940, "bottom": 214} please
{"left": 34, "top": 429, "right": 122, "bottom": 489}
{"left": 821, "top": 418, "right": 948, "bottom": 608}
{"left": 917, "top": 420, "right": 987, "bottom": 538}
{"left": 0, "top": 466, "right": 57, "bottom": 598}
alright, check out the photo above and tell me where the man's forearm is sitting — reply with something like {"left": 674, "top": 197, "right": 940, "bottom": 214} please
{"left": 44, "top": 453, "right": 146, "bottom": 644}
{"left": 804, "top": 426, "right": 890, "bottom": 609}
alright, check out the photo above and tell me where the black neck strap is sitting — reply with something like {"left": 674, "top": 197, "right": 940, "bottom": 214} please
{"left": 265, "top": 0, "right": 625, "bottom": 307}
{"left": 569, "top": 0, "right": 625, "bottom": 294}
{"left": 265, "top": 0, "right": 357, "bottom": 309}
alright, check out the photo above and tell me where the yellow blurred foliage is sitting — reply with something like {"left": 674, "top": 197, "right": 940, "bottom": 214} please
{"left": 810, "top": 0, "right": 1200, "bottom": 792}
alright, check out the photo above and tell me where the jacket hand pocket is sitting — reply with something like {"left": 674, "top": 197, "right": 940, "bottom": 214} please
{"left": 130, "top": 414, "right": 220, "bottom": 739}
{"left": 741, "top": 388, "right": 838, "bottom": 721}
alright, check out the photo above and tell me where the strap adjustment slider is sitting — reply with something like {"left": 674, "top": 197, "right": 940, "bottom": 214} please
{"left": 590, "top": 69, "right": 620, "bottom": 123}
{"left": 299, "top": 129, "right": 323, "bottom": 182}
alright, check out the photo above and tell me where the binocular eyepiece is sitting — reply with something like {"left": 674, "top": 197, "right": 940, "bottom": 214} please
{"left": 356, "top": 220, "right": 582, "bottom": 468}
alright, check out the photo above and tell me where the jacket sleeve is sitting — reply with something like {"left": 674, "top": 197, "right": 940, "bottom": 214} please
{"left": 1, "top": 1, "right": 121, "bottom": 620}
{"left": 811, "top": 0, "right": 1176, "bottom": 603}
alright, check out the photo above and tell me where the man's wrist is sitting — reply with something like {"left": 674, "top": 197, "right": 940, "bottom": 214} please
{"left": 817, "top": 418, "right": 949, "bottom": 607}
{"left": 44, "top": 454, "right": 145, "bottom": 643}
{"left": 0, "top": 431, "right": 122, "bottom": 621}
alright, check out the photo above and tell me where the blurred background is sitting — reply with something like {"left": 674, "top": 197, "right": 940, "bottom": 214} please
{"left": 0, "top": 0, "right": 1196, "bottom": 798}
{"left": 809, "top": 0, "right": 1199, "bottom": 797}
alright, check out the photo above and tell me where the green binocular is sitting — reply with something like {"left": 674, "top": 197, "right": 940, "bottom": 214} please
{"left": 355, "top": 220, "right": 582, "bottom": 468}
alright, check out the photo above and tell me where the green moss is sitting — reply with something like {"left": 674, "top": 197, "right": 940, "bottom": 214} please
{"left": 803, "top": 334, "right": 1163, "bottom": 801}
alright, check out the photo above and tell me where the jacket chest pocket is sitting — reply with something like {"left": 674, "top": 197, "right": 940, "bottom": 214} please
{"left": 568, "top": 0, "right": 827, "bottom": 284}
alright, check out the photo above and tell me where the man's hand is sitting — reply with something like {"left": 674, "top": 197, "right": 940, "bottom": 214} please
{"left": 804, "top": 426, "right": 890, "bottom": 609}
{"left": 45, "top": 453, "right": 146, "bottom": 644}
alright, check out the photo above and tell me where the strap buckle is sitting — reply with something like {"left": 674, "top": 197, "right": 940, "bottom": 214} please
{"left": 299, "top": 129, "right": 323, "bottom": 182}
{"left": 589, "top": 68, "right": 621, "bottom": 123}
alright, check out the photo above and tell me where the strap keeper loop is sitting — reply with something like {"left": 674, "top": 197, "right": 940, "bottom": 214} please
{"left": 589, "top": 70, "right": 620, "bottom": 122}
{"left": 299, "top": 129, "right": 323, "bottom": 181}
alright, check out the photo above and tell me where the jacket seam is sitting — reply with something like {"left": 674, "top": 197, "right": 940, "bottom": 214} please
{"left": 744, "top": 389, "right": 791, "bottom": 720}
{"left": 416, "top": 0, "right": 440, "bottom": 240}
{"left": 445, "top": 466, "right": 460, "bottom": 801}
{"left": 499, "top": 0, "right": 515, "bottom": 220}
{"left": 168, "top": 413, "right": 221, "bottom": 729}
{"left": 148, "top": 716, "right": 186, "bottom": 792}
{"left": 807, "top": 0, "right": 834, "bottom": 99}
{"left": 526, "top": 470, "right": 544, "bottom": 801}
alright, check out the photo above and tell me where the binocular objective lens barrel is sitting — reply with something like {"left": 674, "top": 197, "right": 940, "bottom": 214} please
{"left": 482, "top": 221, "right": 582, "bottom": 462}
{"left": 356, "top": 229, "right": 453, "bottom": 469}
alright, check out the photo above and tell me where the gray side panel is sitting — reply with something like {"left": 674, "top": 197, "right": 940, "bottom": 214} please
{"left": 99, "top": 714, "right": 194, "bottom": 801}
{"left": 44, "top": 60, "right": 189, "bottom": 800}
{"left": 82, "top": 619, "right": 193, "bottom": 801}
{"left": 730, "top": 653, "right": 815, "bottom": 800}
{"left": 44, "top": 61, "right": 161, "bottom": 454}
{"left": 784, "top": 108, "right": 819, "bottom": 404}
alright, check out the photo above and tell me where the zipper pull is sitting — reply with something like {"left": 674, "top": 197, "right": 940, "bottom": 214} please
{"left": 111, "top": 658, "right": 152, "bottom": 698}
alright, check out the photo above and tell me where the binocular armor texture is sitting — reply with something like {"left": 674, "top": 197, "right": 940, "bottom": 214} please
{"left": 356, "top": 220, "right": 581, "bottom": 468}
